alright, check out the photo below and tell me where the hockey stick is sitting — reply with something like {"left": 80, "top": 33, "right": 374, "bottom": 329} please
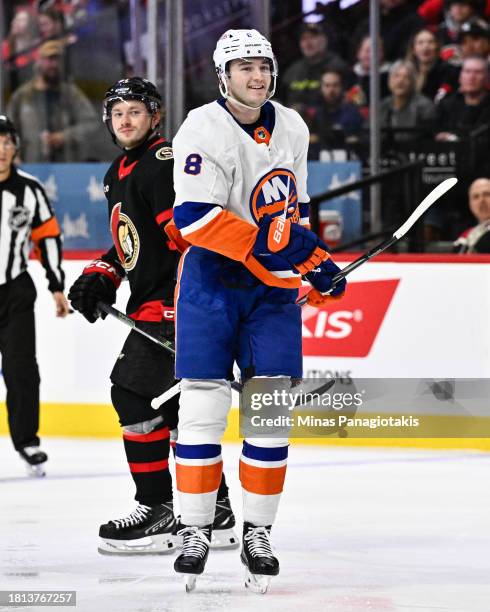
{"left": 97, "top": 301, "right": 176, "bottom": 354}
{"left": 97, "top": 301, "right": 243, "bottom": 394}
{"left": 96, "top": 301, "right": 336, "bottom": 407}
{"left": 298, "top": 177, "right": 458, "bottom": 306}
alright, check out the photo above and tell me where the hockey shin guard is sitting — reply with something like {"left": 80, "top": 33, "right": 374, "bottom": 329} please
{"left": 240, "top": 439, "right": 288, "bottom": 526}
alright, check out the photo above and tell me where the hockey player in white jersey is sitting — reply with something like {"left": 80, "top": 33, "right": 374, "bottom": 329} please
{"left": 167, "top": 29, "right": 346, "bottom": 593}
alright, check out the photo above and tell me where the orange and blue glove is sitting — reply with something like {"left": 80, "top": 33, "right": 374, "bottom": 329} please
{"left": 253, "top": 215, "right": 346, "bottom": 305}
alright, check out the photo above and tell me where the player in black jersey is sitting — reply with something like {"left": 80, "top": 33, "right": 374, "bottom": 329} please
{"left": 68, "top": 78, "right": 237, "bottom": 554}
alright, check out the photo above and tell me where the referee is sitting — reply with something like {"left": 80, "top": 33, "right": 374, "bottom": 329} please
{"left": 0, "top": 115, "right": 69, "bottom": 476}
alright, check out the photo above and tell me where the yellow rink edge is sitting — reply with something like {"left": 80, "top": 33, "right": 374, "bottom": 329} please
{"left": 1, "top": 402, "right": 490, "bottom": 451}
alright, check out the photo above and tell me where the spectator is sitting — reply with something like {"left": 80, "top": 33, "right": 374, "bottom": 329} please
{"left": 38, "top": 7, "right": 65, "bottom": 42}
{"left": 353, "top": 0, "right": 424, "bottom": 63}
{"left": 37, "top": 5, "right": 78, "bottom": 74}
{"left": 347, "top": 35, "right": 391, "bottom": 116}
{"left": 281, "top": 22, "right": 351, "bottom": 119}
{"left": 438, "top": 0, "right": 482, "bottom": 59}
{"left": 2, "top": 9, "right": 39, "bottom": 89}
{"left": 459, "top": 19, "right": 490, "bottom": 61}
{"left": 310, "top": 70, "right": 365, "bottom": 150}
{"left": 380, "top": 60, "right": 437, "bottom": 142}
{"left": 453, "top": 177, "right": 490, "bottom": 251}
{"left": 406, "top": 28, "right": 460, "bottom": 103}
{"left": 436, "top": 55, "right": 490, "bottom": 140}
{"left": 418, "top": 0, "right": 490, "bottom": 29}
{"left": 7, "top": 40, "right": 97, "bottom": 162}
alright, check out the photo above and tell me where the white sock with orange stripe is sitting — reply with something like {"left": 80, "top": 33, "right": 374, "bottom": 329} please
{"left": 175, "top": 378, "right": 231, "bottom": 526}
{"left": 176, "top": 442, "right": 223, "bottom": 526}
{"left": 239, "top": 438, "right": 288, "bottom": 526}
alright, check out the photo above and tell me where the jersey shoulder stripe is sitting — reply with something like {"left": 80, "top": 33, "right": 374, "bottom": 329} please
{"left": 174, "top": 201, "right": 222, "bottom": 235}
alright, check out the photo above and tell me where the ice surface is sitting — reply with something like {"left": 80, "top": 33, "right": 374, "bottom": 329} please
{"left": 1, "top": 437, "right": 489, "bottom": 612}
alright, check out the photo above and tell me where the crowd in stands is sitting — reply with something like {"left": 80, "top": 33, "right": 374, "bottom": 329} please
{"left": 453, "top": 177, "right": 490, "bottom": 251}
{"left": 7, "top": 39, "right": 97, "bottom": 162}
{"left": 1, "top": 0, "right": 489, "bottom": 248}
{"left": 272, "top": 0, "right": 489, "bottom": 244}
{"left": 276, "top": 1, "right": 489, "bottom": 156}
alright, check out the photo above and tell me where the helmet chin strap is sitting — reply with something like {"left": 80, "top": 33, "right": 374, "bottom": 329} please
{"left": 220, "top": 76, "right": 273, "bottom": 111}
{"left": 225, "top": 94, "right": 269, "bottom": 111}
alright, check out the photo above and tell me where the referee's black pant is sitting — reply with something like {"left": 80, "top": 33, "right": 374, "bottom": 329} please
{"left": 0, "top": 272, "right": 41, "bottom": 451}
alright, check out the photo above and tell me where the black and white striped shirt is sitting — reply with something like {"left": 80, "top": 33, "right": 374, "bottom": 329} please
{"left": 0, "top": 166, "right": 64, "bottom": 291}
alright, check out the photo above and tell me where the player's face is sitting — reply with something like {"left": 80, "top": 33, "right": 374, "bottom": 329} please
{"left": 226, "top": 58, "right": 272, "bottom": 107}
{"left": 110, "top": 100, "right": 160, "bottom": 149}
{"left": 0, "top": 134, "right": 16, "bottom": 179}
{"left": 469, "top": 178, "right": 490, "bottom": 223}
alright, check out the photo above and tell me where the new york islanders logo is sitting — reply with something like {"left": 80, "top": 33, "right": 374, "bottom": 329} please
{"left": 249, "top": 168, "right": 299, "bottom": 224}
{"left": 110, "top": 203, "right": 140, "bottom": 271}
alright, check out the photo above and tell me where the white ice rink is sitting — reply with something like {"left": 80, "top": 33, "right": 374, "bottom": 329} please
{"left": 1, "top": 437, "right": 490, "bottom": 612}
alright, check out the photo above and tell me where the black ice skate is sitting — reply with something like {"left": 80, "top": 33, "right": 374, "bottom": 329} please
{"left": 98, "top": 501, "right": 176, "bottom": 555}
{"left": 241, "top": 522, "right": 279, "bottom": 594}
{"left": 18, "top": 446, "right": 48, "bottom": 478}
{"left": 173, "top": 495, "right": 239, "bottom": 550}
{"left": 174, "top": 525, "right": 212, "bottom": 592}
{"left": 211, "top": 495, "right": 239, "bottom": 549}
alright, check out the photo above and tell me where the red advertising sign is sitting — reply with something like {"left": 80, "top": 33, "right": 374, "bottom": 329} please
{"left": 302, "top": 280, "right": 400, "bottom": 357}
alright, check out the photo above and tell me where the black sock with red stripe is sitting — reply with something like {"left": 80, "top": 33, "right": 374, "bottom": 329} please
{"left": 122, "top": 424, "right": 173, "bottom": 506}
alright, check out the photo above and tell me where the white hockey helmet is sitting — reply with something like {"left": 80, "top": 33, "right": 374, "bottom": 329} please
{"left": 213, "top": 29, "right": 278, "bottom": 102}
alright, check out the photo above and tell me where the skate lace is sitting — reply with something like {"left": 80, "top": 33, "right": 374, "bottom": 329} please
{"left": 178, "top": 526, "right": 210, "bottom": 559}
{"left": 112, "top": 504, "right": 151, "bottom": 529}
{"left": 244, "top": 526, "right": 274, "bottom": 558}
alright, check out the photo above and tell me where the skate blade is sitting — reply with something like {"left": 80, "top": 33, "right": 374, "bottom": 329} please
{"left": 26, "top": 464, "right": 46, "bottom": 478}
{"left": 98, "top": 534, "right": 175, "bottom": 556}
{"left": 211, "top": 528, "right": 239, "bottom": 550}
{"left": 184, "top": 574, "right": 197, "bottom": 593}
{"left": 244, "top": 569, "right": 272, "bottom": 594}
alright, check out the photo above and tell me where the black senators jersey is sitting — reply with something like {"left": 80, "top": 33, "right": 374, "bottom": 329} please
{"left": 102, "top": 133, "right": 178, "bottom": 320}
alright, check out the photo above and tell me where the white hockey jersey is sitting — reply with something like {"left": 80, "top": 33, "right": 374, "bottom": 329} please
{"left": 171, "top": 99, "right": 311, "bottom": 288}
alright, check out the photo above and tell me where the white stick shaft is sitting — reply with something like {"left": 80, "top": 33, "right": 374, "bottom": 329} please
{"left": 393, "top": 177, "right": 458, "bottom": 239}
{"left": 151, "top": 382, "right": 181, "bottom": 410}
{"left": 282, "top": 174, "right": 291, "bottom": 219}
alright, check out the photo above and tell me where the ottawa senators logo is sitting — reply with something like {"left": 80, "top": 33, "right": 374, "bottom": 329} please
{"left": 155, "top": 146, "right": 173, "bottom": 160}
{"left": 110, "top": 203, "right": 140, "bottom": 271}
{"left": 249, "top": 168, "right": 299, "bottom": 225}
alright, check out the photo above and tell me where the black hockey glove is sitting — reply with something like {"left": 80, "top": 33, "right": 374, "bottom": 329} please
{"left": 68, "top": 260, "right": 122, "bottom": 323}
